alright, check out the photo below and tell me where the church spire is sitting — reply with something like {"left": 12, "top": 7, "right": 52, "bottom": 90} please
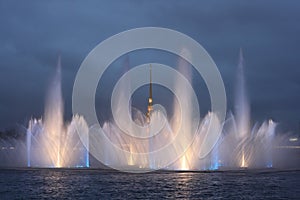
{"left": 149, "top": 64, "right": 153, "bottom": 100}
{"left": 146, "top": 64, "right": 153, "bottom": 123}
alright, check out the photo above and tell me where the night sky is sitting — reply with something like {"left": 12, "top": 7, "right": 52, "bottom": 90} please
{"left": 0, "top": 1, "right": 299, "bottom": 133}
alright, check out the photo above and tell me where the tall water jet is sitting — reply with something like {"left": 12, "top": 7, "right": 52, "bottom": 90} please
{"left": 221, "top": 48, "right": 277, "bottom": 168}
{"left": 26, "top": 56, "right": 89, "bottom": 168}
{"left": 171, "top": 48, "right": 196, "bottom": 170}
{"left": 44, "top": 55, "right": 64, "bottom": 167}
{"left": 235, "top": 48, "right": 250, "bottom": 167}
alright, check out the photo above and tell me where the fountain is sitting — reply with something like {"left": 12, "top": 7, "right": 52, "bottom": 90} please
{"left": 208, "top": 49, "right": 276, "bottom": 169}
{"left": 0, "top": 50, "right": 289, "bottom": 170}
{"left": 26, "top": 56, "right": 89, "bottom": 168}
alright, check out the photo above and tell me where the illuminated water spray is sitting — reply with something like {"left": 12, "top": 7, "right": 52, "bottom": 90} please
{"left": 26, "top": 57, "right": 89, "bottom": 168}
{"left": 225, "top": 48, "right": 276, "bottom": 168}
{"left": 25, "top": 49, "right": 276, "bottom": 170}
{"left": 235, "top": 49, "right": 250, "bottom": 167}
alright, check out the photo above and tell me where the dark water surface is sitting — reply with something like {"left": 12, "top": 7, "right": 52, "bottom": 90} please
{"left": 0, "top": 168, "right": 299, "bottom": 199}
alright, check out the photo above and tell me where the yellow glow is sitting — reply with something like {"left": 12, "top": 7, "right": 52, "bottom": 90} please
{"left": 128, "top": 144, "right": 134, "bottom": 166}
{"left": 240, "top": 153, "right": 247, "bottom": 168}
{"left": 55, "top": 163, "right": 62, "bottom": 168}
{"left": 180, "top": 155, "right": 189, "bottom": 170}
{"left": 55, "top": 154, "right": 61, "bottom": 168}
{"left": 149, "top": 98, "right": 152, "bottom": 103}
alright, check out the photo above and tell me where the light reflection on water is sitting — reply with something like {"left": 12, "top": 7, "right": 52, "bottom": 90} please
{"left": 0, "top": 169, "right": 299, "bottom": 199}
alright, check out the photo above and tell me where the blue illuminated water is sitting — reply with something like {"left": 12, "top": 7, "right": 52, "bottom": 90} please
{"left": 0, "top": 169, "right": 299, "bottom": 199}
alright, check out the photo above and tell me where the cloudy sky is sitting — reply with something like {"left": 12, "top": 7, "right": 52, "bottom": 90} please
{"left": 0, "top": 0, "right": 299, "bottom": 133}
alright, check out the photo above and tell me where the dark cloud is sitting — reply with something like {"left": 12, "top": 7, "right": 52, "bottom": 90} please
{"left": 0, "top": 0, "right": 299, "bottom": 132}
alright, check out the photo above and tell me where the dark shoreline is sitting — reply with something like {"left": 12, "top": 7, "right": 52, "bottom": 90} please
{"left": 1, "top": 167, "right": 299, "bottom": 174}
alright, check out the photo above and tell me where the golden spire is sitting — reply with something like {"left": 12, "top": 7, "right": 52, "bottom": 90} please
{"left": 146, "top": 64, "right": 153, "bottom": 123}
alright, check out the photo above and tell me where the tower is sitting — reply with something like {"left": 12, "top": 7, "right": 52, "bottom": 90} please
{"left": 146, "top": 64, "right": 153, "bottom": 124}
{"left": 146, "top": 64, "right": 154, "bottom": 168}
